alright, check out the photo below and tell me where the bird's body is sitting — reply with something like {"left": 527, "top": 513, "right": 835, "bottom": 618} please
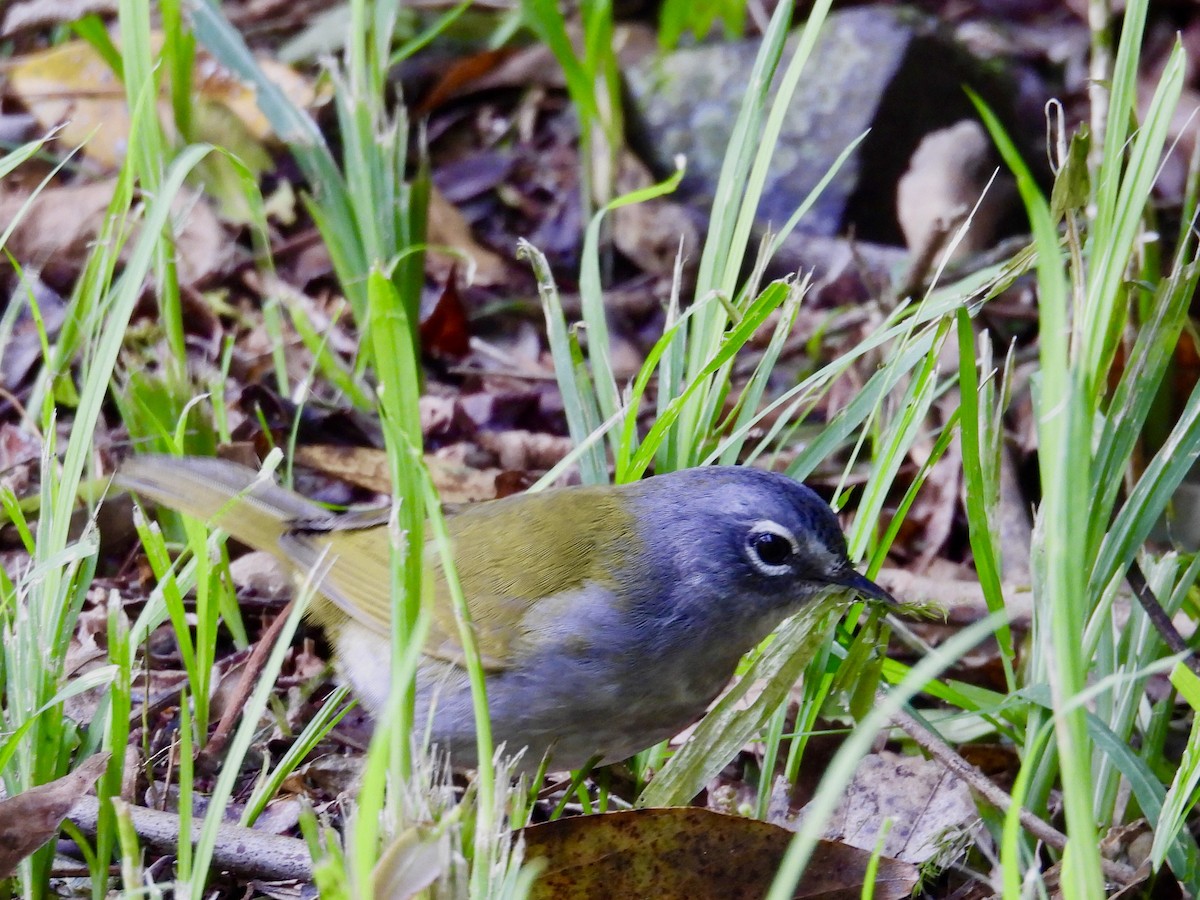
{"left": 118, "top": 457, "right": 890, "bottom": 771}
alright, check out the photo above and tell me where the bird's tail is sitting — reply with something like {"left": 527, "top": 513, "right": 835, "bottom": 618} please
{"left": 116, "top": 455, "right": 326, "bottom": 553}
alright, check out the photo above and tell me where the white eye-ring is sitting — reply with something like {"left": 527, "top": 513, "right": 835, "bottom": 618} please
{"left": 745, "top": 520, "right": 800, "bottom": 576}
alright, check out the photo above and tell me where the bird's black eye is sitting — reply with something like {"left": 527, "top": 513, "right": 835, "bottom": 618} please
{"left": 745, "top": 522, "right": 799, "bottom": 575}
{"left": 753, "top": 532, "right": 793, "bottom": 565}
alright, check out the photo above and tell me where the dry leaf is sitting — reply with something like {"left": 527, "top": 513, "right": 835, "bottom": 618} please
{"left": 795, "top": 751, "right": 977, "bottom": 866}
{"left": 475, "top": 430, "right": 573, "bottom": 472}
{"left": 0, "top": 753, "right": 110, "bottom": 878}
{"left": 0, "top": 179, "right": 227, "bottom": 287}
{"left": 7, "top": 41, "right": 126, "bottom": 168}
{"left": 0, "top": 424, "right": 42, "bottom": 493}
{"left": 521, "top": 807, "right": 918, "bottom": 899}
{"left": 414, "top": 43, "right": 566, "bottom": 114}
{"left": 612, "top": 151, "right": 699, "bottom": 277}
{"left": 229, "top": 550, "right": 293, "bottom": 602}
{"left": 2, "top": 0, "right": 116, "bottom": 37}
{"left": 905, "top": 439, "right": 962, "bottom": 572}
{"left": 293, "top": 444, "right": 391, "bottom": 494}
{"left": 372, "top": 824, "right": 450, "bottom": 900}
{"left": 895, "top": 120, "right": 1012, "bottom": 264}
{"left": 8, "top": 37, "right": 318, "bottom": 171}
{"left": 426, "top": 185, "right": 510, "bottom": 287}
{"left": 415, "top": 48, "right": 519, "bottom": 116}
{"left": 424, "top": 457, "right": 501, "bottom": 504}
{"left": 0, "top": 181, "right": 120, "bottom": 284}
{"left": 293, "top": 443, "right": 503, "bottom": 504}
{"left": 420, "top": 264, "right": 472, "bottom": 360}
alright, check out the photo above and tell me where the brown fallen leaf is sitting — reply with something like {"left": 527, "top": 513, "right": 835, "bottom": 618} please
{"left": 426, "top": 185, "right": 510, "bottom": 287}
{"left": 895, "top": 119, "right": 1013, "bottom": 267}
{"left": 0, "top": 181, "right": 121, "bottom": 288}
{"left": 6, "top": 41, "right": 124, "bottom": 167}
{"left": 372, "top": 823, "right": 450, "bottom": 900}
{"left": 475, "top": 430, "right": 573, "bottom": 472}
{"left": 412, "top": 43, "right": 566, "bottom": 115}
{"left": 902, "top": 428, "right": 962, "bottom": 573}
{"left": 293, "top": 443, "right": 505, "bottom": 504}
{"left": 612, "top": 151, "right": 699, "bottom": 277}
{"left": 293, "top": 444, "right": 391, "bottom": 494}
{"left": 420, "top": 264, "right": 472, "bottom": 361}
{"left": 0, "top": 753, "right": 110, "bottom": 879}
{"left": 6, "top": 36, "right": 318, "bottom": 172}
{"left": 521, "top": 807, "right": 918, "bottom": 900}
{"left": 0, "top": 423, "right": 41, "bottom": 493}
{"left": 414, "top": 47, "right": 519, "bottom": 116}
{"left": 2, "top": 0, "right": 115, "bottom": 37}
{"left": 423, "top": 457, "right": 502, "bottom": 504}
{"left": 0, "top": 179, "right": 227, "bottom": 287}
{"left": 1100, "top": 819, "right": 1155, "bottom": 876}
{"left": 786, "top": 751, "right": 977, "bottom": 867}
{"left": 228, "top": 550, "right": 293, "bottom": 603}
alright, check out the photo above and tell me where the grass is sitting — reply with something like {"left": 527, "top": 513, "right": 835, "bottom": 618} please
{"left": 970, "top": 1, "right": 1200, "bottom": 889}
{"left": 1, "top": 0, "right": 1199, "bottom": 895}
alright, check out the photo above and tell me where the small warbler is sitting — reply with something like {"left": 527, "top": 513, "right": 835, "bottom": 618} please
{"left": 119, "top": 456, "right": 892, "bottom": 771}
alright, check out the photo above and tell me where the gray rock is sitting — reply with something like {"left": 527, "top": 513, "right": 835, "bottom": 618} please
{"left": 624, "top": 4, "right": 1026, "bottom": 246}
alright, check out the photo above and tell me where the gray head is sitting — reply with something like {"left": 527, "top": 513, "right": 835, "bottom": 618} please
{"left": 622, "top": 466, "right": 893, "bottom": 646}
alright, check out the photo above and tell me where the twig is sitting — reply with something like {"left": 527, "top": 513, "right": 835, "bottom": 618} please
{"left": 200, "top": 598, "right": 295, "bottom": 766}
{"left": 1125, "top": 559, "right": 1200, "bottom": 678}
{"left": 893, "top": 212, "right": 962, "bottom": 304}
{"left": 888, "top": 702, "right": 1139, "bottom": 886}
{"left": 68, "top": 795, "right": 312, "bottom": 882}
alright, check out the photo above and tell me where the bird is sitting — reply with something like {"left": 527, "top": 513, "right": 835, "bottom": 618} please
{"left": 117, "top": 456, "right": 893, "bottom": 772}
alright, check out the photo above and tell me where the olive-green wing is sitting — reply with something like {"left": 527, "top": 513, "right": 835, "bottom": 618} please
{"left": 280, "top": 486, "right": 638, "bottom": 672}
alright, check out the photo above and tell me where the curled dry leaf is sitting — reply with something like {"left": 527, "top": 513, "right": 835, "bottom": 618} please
{"left": 420, "top": 265, "right": 472, "bottom": 361}
{"left": 0, "top": 752, "right": 110, "bottom": 879}
{"left": 373, "top": 824, "right": 451, "bottom": 900}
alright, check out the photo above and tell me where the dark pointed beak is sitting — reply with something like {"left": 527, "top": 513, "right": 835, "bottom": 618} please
{"left": 834, "top": 570, "right": 897, "bottom": 606}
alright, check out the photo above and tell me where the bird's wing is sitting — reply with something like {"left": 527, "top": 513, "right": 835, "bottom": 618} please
{"left": 279, "top": 518, "right": 517, "bottom": 672}
{"left": 419, "top": 487, "right": 640, "bottom": 668}
{"left": 283, "top": 486, "right": 640, "bottom": 673}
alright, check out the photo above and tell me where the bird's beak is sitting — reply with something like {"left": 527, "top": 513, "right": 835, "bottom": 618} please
{"left": 835, "top": 570, "right": 897, "bottom": 606}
